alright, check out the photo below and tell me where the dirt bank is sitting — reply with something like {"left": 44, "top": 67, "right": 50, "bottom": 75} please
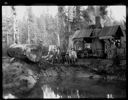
{"left": 2, "top": 57, "right": 38, "bottom": 95}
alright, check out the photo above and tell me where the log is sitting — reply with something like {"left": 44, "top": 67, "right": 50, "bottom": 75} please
{"left": 25, "top": 44, "right": 43, "bottom": 62}
{"left": 7, "top": 44, "right": 26, "bottom": 59}
{"left": 7, "top": 44, "right": 43, "bottom": 62}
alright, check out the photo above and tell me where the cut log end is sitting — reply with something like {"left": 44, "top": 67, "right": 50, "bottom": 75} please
{"left": 25, "top": 44, "right": 43, "bottom": 62}
{"left": 7, "top": 44, "right": 43, "bottom": 63}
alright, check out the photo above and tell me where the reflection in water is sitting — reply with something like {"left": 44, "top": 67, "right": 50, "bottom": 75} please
{"left": 107, "top": 94, "right": 114, "bottom": 98}
{"left": 3, "top": 77, "right": 126, "bottom": 98}
{"left": 3, "top": 93, "right": 16, "bottom": 99}
{"left": 40, "top": 77, "right": 126, "bottom": 98}
{"left": 41, "top": 85, "right": 81, "bottom": 98}
{"left": 42, "top": 85, "right": 61, "bottom": 98}
{"left": 76, "top": 90, "right": 80, "bottom": 98}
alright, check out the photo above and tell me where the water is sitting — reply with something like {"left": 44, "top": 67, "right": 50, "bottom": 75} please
{"left": 3, "top": 93, "right": 17, "bottom": 99}
{"left": 3, "top": 76, "right": 126, "bottom": 99}
{"left": 40, "top": 77, "right": 126, "bottom": 98}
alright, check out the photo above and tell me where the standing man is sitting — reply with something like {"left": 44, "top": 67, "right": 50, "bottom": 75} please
{"left": 69, "top": 48, "right": 77, "bottom": 64}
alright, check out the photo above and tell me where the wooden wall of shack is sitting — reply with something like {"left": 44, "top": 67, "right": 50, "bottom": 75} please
{"left": 73, "top": 39, "right": 84, "bottom": 50}
{"left": 91, "top": 38, "right": 104, "bottom": 57}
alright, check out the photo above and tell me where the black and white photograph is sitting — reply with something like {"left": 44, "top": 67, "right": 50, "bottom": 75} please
{"left": 2, "top": 5, "right": 126, "bottom": 99}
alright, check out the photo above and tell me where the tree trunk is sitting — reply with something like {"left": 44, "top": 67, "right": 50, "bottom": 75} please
{"left": 75, "top": 6, "right": 81, "bottom": 29}
{"left": 27, "top": 18, "right": 30, "bottom": 44}
{"left": 27, "top": 6, "right": 33, "bottom": 44}
{"left": 12, "top": 6, "right": 19, "bottom": 44}
{"left": 58, "top": 6, "right": 65, "bottom": 51}
{"left": 7, "top": 44, "right": 43, "bottom": 62}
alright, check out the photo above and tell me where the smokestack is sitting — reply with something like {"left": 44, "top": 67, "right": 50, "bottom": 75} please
{"left": 95, "top": 16, "right": 102, "bottom": 28}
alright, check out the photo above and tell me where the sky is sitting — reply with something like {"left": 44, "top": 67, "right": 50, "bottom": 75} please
{"left": 2, "top": 6, "right": 126, "bottom": 22}
{"left": 107, "top": 6, "right": 126, "bottom": 22}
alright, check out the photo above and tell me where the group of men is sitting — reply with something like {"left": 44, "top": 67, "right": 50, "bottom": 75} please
{"left": 45, "top": 47, "right": 77, "bottom": 64}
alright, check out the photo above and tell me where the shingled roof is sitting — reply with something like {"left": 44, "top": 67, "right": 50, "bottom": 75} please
{"left": 91, "top": 29, "right": 101, "bottom": 37}
{"left": 72, "top": 29, "right": 93, "bottom": 39}
{"left": 98, "top": 25, "right": 124, "bottom": 37}
{"left": 72, "top": 25, "right": 124, "bottom": 40}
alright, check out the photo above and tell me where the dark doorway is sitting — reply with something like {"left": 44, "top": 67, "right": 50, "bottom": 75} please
{"left": 100, "top": 40, "right": 107, "bottom": 58}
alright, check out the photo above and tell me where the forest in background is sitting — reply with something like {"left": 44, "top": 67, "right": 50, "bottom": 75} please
{"left": 2, "top": 6, "right": 126, "bottom": 56}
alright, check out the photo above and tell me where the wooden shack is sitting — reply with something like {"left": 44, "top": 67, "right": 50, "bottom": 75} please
{"left": 72, "top": 29, "right": 93, "bottom": 51}
{"left": 72, "top": 16, "right": 125, "bottom": 59}
{"left": 98, "top": 25, "right": 124, "bottom": 58}
{"left": 72, "top": 28, "right": 104, "bottom": 58}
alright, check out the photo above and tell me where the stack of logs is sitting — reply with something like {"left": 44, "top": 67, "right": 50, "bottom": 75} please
{"left": 104, "top": 40, "right": 116, "bottom": 59}
{"left": 7, "top": 44, "right": 43, "bottom": 62}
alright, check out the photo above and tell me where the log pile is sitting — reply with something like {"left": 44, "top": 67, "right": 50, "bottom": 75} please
{"left": 3, "top": 44, "right": 45, "bottom": 95}
{"left": 7, "top": 44, "right": 26, "bottom": 59}
{"left": 104, "top": 40, "right": 116, "bottom": 59}
{"left": 7, "top": 44, "right": 43, "bottom": 62}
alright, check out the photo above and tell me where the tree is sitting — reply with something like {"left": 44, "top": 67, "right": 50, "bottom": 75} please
{"left": 58, "top": 6, "right": 66, "bottom": 51}
{"left": 75, "top": 6, "right": 81, "bottom": 28}
{"left": 57, "top": 6, "right": 88, "bottom": 51}
{"left": 27, "top": 6, "right": 35, "bottom": 44}
{"left": 2, "top": 17, "right": 14, "bottom": 46}
{"left": 18, "top": 17, "right": 28, "bottom": 44}
{"left": 2, "top": 6, "right": 15, "bottom": 56}
{"left": 11, "top": 6, "right": 20, "bottom": 44}
{"left": 81, "top": 10, "right": 91, "bottom": 24}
